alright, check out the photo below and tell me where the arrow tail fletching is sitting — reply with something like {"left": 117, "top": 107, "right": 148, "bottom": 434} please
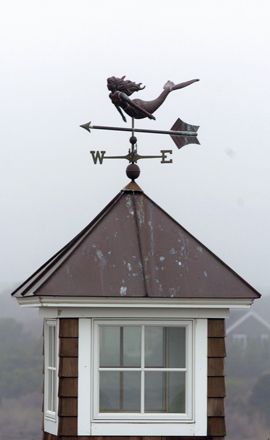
{"left": 170, "top": 118, "right": 200, "bottom": 149}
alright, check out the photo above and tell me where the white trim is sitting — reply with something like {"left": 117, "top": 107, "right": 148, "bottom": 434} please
{"left": 38, "top": 306, "right": 230, "bottom": 320}
{"left": 78, "top": 319, "right": 91, "bottom": 435}
{"left": 91, "top": 422, "right": 202, "bottom": 436}
{"left": 194, "top": 319, "right": 207, "bottom": 434}
{"left": 44, "top": 319, "right": 59, "bottom": 435}
{"left": 16, "top": 295, "right": 254, "bottom": 309}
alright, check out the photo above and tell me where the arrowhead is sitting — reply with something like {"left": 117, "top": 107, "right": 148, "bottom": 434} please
{"left": 80, "top": 121, "right": 91, "bottom": 133}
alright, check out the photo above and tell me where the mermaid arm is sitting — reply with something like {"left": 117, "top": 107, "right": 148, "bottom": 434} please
{"left": 114, "top": 104, "right": 127, "bottom": 122}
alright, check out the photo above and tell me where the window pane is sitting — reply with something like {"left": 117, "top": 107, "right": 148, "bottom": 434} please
{"left": 145, "top": 371, "right": 164, "bottom": 411}
{"left": 166, "top": 327, "right": 185, "bottom": 368}
{"left": 145, "top": 327, "right": 163, "bottom": 367}
{"left": 123, "top": 372, "right": 140, "bottom": 411}
{"left": 167, "top": 372, "right": 185, "bottom": 413}
{"left": 48, "top": 326, "right": 56, "bottom": 367}
{"left": 145, "top": 372, "right": 185, "bottom": 413}
{"left": 100, "top": 372, "right": 120, "bottom": 411}
{"left": 100, "top": 326, "right": 120, "bottom": 367}
{"left": 123, "top": 327, "right": 141, "bottom": 367}
{"left": 48, "top": 369, "right": 55, "bottom": 412}
{"left": 51, "top": 370, "right": 56, "bottom": 412}
{"left": 145, "top": 327, "right": 186, "bottom": 368}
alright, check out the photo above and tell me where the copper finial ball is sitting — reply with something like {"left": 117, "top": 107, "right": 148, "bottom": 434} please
{"left": 129, "top": 136, "right": 137, "bottom": 145}
{"left": 126, "top": 163, "right": 140, "bottom": 180}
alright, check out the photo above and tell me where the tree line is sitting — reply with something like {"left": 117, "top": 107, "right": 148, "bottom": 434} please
{"left": 0, "top": 318, "right": 43, "bottom": 401}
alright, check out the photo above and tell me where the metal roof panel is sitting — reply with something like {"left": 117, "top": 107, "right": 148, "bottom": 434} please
{"left": 12, "top": 185, "right": 260, "bottom": 300}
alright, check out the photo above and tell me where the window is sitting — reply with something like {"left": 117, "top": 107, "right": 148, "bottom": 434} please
{"left": 78, "top": 317, "right": 207, "bottom": 436}
{"left": 232, "top": 333, "right": 247, "bottom": 350}
{"left": 44, "top": 319, "right": 59, "bottom": 435}
{"left": 260, "top": 334, "right": 270, "bottom": 346}
{"left": 94, "top": 321, "right": 192, "bottom": 420}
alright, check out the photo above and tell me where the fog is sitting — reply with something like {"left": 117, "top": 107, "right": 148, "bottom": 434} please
{"left": 1, "top": 0, "right": 270, "bottom": 294}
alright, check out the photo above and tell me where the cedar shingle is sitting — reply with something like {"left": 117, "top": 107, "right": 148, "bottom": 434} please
{"left": 208, "top": 319, "right": 225, "bottom": 337}
{"left": 208, "top": 377, "right": 226, "bottom": 398}
{"left": 60, "top": 319, "right": 79, "bottom": 338}
{"left": 59, "top": 378, "right": 78, "bottom": 397}
{"left": 58, "top": 416, "right": 77, "bottom": 436}
{"left": 59, "top": 357, "right": 78, "bottom": 377}
{"left": 208, "top": 357, "right": 225, "bottom": 376}
{"left": 208, "top": 338, "right": 226, "bottom": 358}
{"left": 207, "top": 416, "right": 226, "bottom": 436}
{"left": 59, "top": 397, "right": 77, "bottom": 416}
{"left": 59, "top": 338, "right": 78, "bottom": 357}
{"left": 207, "top": 397, "right": 225, "bottom": 417}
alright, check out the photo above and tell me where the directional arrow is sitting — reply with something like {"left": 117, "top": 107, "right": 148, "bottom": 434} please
{"left": 80, "top": 118, "right": 199, "bottom": 148}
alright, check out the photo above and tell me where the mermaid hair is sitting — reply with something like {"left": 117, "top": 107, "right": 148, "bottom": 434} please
{"left": 107, "top": 76, "right": 145, "bottom": 96}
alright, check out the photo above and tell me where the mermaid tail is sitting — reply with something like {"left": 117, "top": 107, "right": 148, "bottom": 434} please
{"left": 128, "top": 79, "right": 199, "bottom": 119}
{"left": 164, "top": 79, "right": 199, "bottom": 92}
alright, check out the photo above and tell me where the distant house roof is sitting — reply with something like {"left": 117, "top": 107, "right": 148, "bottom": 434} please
{"left": 227, "top": 310, "right": 270, "bottom": 335}
{"left": 12, "top": 182, "right": 260, "bottom": 301}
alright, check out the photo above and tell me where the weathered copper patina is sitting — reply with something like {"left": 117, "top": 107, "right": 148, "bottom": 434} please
{"left": 107, "top": 76, "right": 199, "bottom": 122}
{"left": 12, "top": 183, "right": 260, "bottom": 300}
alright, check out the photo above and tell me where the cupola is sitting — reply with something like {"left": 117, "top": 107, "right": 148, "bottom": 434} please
{"left": 12, "top": 179, "right": 260, "bottom": 440}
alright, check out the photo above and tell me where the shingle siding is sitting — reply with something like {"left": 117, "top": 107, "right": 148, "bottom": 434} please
{"left": 42, "top": 318, "right": 226, "bottom": 440}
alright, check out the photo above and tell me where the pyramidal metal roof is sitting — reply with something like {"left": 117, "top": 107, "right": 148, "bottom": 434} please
{"left": 12, "top": 181, "right": 260, "bottom": 300}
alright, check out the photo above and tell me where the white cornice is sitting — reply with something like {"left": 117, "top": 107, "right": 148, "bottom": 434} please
{"left": 16, "top": 296, "right": 254, "bottom": 309}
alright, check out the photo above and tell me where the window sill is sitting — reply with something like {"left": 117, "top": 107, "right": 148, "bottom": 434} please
{"left": 44, "top": 415, "right": 58, "bottom": 436}
{"left": 91, "top": 422, "right": 206, "bottom": 436}
{"left": 93, "top": 413, "right": 192, "bottom": 422}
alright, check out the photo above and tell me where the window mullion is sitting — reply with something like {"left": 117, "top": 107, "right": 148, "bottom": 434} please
{"left": 164, "top": 327, "right": 167, "bottom": 412}
{"left": 120, "top": 327, "right": 124, "bottom": 411}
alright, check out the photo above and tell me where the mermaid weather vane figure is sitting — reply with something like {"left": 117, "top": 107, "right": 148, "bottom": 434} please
{"left": 107, "top": 76, "right": 199, "bottom": 122}
{"left": 80, "top": 76, "right": 200, "bottom": 166}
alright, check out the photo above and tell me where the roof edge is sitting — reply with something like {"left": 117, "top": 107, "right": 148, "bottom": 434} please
{"left": 11, "top": 190, "right": 125, "bottom": 298}
{"left": 14, "top": 296, "right": 255, "bottom": 309}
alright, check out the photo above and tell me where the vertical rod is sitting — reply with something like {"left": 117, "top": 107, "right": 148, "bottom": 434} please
{"left": 164, "top": 328, "right": 167, "bottom": 412}
{"left": 141, "top": 325, "right": 145, "bottom": 414}
{"left": 120, "top": 327, "right": 123, "bottom": 410}
{"left": 131, "top": 118, "right": 135, "bottom": 158}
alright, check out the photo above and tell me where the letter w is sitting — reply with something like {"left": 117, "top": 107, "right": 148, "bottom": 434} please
{"left": 90, "top": 151, "right": 106, "bottom": 164}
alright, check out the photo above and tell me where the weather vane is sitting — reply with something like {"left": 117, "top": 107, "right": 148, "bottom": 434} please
{"left": 80, "top": 76, "right": 200, "bottom": 175}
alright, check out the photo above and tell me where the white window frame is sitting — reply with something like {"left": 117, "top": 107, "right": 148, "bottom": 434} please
{"left": 93, "top": 320, "right": 193, "bottom": 421}
{"left": 44, "top": 319, "right": 59, "bottom": 435}
{"left": 78, "top": 317, "right": 207, "bottom": 436}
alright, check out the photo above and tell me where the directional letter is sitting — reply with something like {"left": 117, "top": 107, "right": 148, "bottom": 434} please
{"left": 90, "top": 151, "right": 106, "bottom": 164}
{"left": 161, "top": 150, "right": 173, "bottom": 164}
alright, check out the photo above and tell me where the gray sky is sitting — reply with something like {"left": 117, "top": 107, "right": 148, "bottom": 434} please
{"left": 1, "top": 0, "right": 270, "bottom": 294}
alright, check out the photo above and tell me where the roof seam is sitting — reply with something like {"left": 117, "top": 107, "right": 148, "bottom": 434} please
{"left": 132, "top": 191, "right": 149, "bottom": 297}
